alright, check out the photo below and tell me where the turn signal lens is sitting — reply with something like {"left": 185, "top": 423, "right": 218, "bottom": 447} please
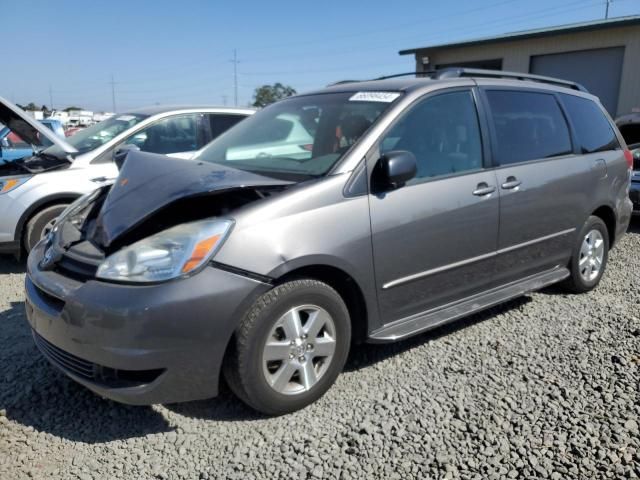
{"left": 182, "top": 234, "right": 222, "bottom": 273}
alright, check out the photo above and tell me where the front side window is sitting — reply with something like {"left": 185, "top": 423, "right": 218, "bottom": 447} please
{"left": 380, "top": 90, "right": 483, "bottom": 181}
{"left": 560, "top": 94, "right": 619, "bottom": 153}
{"left": 43, "top": 113, "right": 148, "bottom": 156}
{"left": 196, "top": 92, "right": 397, "bottom": 180}
{"left": 485, "top": 90, "right": 572, "bottom": 165}
{"left": 124, "top": 114, "right": 199, "bottom": 155}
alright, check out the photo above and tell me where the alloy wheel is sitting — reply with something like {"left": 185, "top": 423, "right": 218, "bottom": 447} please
{"left": 579, "top": 229, "right": 604, "bottom": 282}
{"left": 262, "top": 304, "right": 337, "bottom": 395}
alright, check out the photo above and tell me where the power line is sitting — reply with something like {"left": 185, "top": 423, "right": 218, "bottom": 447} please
{"left": 109, "top": 74, "right": 117, "bottom": 112}
{"left": 230, "top": 49, "right": 240, "bottom": 106}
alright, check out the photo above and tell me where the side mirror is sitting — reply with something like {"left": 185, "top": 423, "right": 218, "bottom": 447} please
{"left": 113, "top": 144, "right": 140, "bottom": 169}
{"left": 1, "top": 137, "right": 10, "bottom": 149}
{"left": 374, "top": 150, "right": 417, "bottom": 191}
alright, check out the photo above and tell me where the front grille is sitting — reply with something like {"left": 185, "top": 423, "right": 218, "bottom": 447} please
{"left": 32, "top": 282, "right": 65, "bottom": 312}
{"left": 33, "top": 331, "right": 95, "bottom": 380}
{"left": 54, "top": 254, "right": 98, "bottom": 281}
{"left": 33, "top": 331, "right": 164, "bottom": 388}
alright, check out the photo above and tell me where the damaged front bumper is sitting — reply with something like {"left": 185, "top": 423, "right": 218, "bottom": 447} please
{"left": 25, "top": 241, "right": 271, "bottom": 405}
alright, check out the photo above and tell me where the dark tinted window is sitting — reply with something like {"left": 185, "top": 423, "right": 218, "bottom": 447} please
{"left": 560, "top": 94, "right": 619, "bottom": 153}
{"left": 208, "top": 114, "right": 246, "bottom": 140}
{"left": 380, "top": 90, "right": 483, "bottom": 181}
{"left": 486, "top": 90, "right": 572, "bottom": 165}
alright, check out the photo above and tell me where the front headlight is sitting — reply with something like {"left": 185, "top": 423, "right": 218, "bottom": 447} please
{"left": 0, "top": 176, "right": 32, "bottom": 194}
{"left": 96, "top": 219, "right": 234, "bottom": 283}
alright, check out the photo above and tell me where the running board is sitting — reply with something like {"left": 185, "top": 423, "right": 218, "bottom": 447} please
{"left": 368, "top": 267, "right": 569, "bottom": 343}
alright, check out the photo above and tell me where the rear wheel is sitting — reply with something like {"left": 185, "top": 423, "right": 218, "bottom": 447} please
{"left": 24, "top": 204, "right": 68, "bottom": 253}
{"left": 224, "top": 279, "right": 351, "bottom": 415}
{"left": 563, "top": 216, "right": 609, "bottom": 293}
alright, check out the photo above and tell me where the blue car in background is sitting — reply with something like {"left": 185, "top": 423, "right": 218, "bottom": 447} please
{"left": 0, "top": 118, "right": 65, "bottom": 163}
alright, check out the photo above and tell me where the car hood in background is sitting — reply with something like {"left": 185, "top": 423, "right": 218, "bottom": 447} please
{"left": 0, "top": 96, "right": 77, "bottom": 154}
{"left": 94, "top": 151, "right": 291, "bottom": 247}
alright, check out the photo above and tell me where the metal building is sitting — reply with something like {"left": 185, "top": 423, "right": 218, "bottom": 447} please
{"left": 399, "top": 16, "right": 640, "bottom": 117}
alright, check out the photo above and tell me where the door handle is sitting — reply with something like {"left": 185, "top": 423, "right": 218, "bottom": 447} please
{"left": 472, "top": 183, "right": 496, "bottom": 196}
{"left": 501, "top": 176, "right": 521, "bottom": 190}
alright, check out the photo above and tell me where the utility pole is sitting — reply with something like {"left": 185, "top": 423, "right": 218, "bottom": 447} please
{"left": 221, "top": 94, "right": 228, "bottom": 106}
{"left": 605, "top": 0, "right": 612, "bottom": 19}
{"left": 109, "top": 74, "right": 117, "bottom": 113}
{"left": 230, "top": 49, "right": 239, "bottom": 106}
{"left": 48, "top": 85, "right": 54, "bottom": 111}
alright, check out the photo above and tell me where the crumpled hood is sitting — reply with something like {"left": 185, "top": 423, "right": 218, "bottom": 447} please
{"left": 94, "top": 150, "right": 291, "bottom": 247}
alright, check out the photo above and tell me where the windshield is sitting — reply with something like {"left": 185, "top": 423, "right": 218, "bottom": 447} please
{"left": 196, "top": 92, "right": 399, "bottom": 179}
{"left": 44, "top": 113, "right": 148, "bottom": 156}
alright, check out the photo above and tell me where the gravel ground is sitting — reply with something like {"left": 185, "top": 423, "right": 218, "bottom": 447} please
{"left": 0, "top": 223, "right": 639, "bottom": 480}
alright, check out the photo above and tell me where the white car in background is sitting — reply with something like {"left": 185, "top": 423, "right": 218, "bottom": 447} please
{"left": 0, "top": 98, "right": 254, "bottom": 255}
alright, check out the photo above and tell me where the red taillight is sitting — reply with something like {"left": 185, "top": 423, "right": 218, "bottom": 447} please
{"left": 624, "top": 149, "right": 633, "bottom": 169}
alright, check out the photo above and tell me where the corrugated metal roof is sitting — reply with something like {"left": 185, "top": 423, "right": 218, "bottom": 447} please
{"left": 399, "top": 15, "right": 640, "bottom": 55}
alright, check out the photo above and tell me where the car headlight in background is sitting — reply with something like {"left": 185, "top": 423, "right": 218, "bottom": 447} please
{"left": 96, "top": 219, "right": 234, "bottom": 283}
{"left": 0, "top": 176, "right": 32, "bottom": 194}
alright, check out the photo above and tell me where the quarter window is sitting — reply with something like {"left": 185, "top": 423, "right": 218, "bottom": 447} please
{"left": 485, "top": 90, "right": 572, "bottom": 165}
{"left": 560, "top": 94, "right": 619, "bottom": 153}
{"left": 380, "top": 90, "right": 483, "bottom": 181}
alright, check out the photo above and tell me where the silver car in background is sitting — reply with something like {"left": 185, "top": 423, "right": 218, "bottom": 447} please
{"left": 0, "top": 100, "right": 253, "bottom": 255}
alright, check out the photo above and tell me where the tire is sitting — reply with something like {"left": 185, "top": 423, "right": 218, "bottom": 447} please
{"left": 562, "top": 216, "right": 609, "bottom": 293}
{"left": 223, "top": 279, "right": 351, "bottom": 415}
{"left": 24, "top": 204, "right": 68, "bottom": 253}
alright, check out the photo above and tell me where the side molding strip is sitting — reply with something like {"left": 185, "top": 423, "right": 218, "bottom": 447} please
{"left": 382, "top": 227, "right": 575, "bottom": 290}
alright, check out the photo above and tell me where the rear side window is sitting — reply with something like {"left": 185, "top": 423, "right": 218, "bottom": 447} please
{"left": 485, "top": 90, "right": 572, "bottom": 165}
{"left": 560, "top": 94, "right": 619, "bottom": 153}
{"left": 207, "top": 114, "right": 246, "bottom": 140}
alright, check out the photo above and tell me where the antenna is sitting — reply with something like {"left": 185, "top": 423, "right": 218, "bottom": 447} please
{"left": 605, "top": 0, "right": 613, "bottom": 19}
{"left": 48, "top": 85, "right": 54, "bottom": 111}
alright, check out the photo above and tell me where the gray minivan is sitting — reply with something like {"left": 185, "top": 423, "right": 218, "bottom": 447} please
{"left": 25, "top": 69, "right": 633, "bottom": 415}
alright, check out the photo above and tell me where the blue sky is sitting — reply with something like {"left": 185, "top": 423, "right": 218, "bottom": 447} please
{"left": 3, "top": 0, "right": 639, "bottom": 112}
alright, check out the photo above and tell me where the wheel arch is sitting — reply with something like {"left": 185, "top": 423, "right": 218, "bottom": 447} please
{"left": 14, "top": 193, "right": 81, "bottom": 243}
{"left": 274, "top": 264, "right": 369, "bottom": 344}
{"left": 591, "top": 204, "right": 616, "bottom": 248}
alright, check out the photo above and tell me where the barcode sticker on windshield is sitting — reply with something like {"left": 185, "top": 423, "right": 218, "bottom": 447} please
{"left": 349, "top": 92, "right": 400, "bottom": 103}
{"left": 116, "top": 115, "right": 136, "bottom": 121}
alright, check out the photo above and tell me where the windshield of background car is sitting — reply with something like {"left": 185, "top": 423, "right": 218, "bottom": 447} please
{"left": 44, "top": 113, "right": 148, "bottom": 156}
{"left": 196, "top": 92, "right": 400, "bottom": 179}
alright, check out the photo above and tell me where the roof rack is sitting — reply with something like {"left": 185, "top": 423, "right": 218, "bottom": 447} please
{"left": 434, "top": 68, "right": 588, "bottom": 92}
{"left": 329, "top": 68, "right": 588, "bottom": 92}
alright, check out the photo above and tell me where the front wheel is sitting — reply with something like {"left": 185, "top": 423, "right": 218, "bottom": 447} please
{"left": 223, "top": 279, "right": 351, "bottom": 415}
{"left": 24, "top": 204, "right": 69, "bottom": 253}
{"left": 562, "top": 216, "right": 609, "bottom": 293}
